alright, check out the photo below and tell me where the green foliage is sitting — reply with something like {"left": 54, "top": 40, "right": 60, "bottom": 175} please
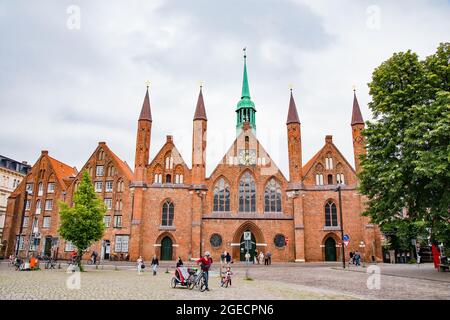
{"left": 58, "top": 171, "right": 106, "bottom": 270}
{"left": 360, "top": 43, "right": 450, "bottom": 246}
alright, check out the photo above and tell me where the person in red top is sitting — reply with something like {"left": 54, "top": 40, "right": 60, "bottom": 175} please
{"left": 196, "top": 251, "right": 213, "bottom": 291}
{"left": 70, "top": 250, "right": 78, "bottom": 263}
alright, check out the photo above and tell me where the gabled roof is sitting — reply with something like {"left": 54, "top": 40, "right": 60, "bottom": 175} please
{"left": 208, "top": 129, "right": 288, "bottom": 182}
{"left": 9, "top": 152, "right": 76, "bottom": 198}
{"left": 302, "top": 137, "right": 356, "bottom": 177}
{"left": 148, "top": 136, "right": 190, "bottom": 171}
{"left": 100, "top": 143, "right": 134, "bottom": 180}
{"left": 72, "top": 143, "right": 134, "bottom": 184}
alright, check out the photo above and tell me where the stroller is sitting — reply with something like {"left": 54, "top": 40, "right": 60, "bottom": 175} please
{"left": 171, "top": 266, "right": 197, "bottom": 289}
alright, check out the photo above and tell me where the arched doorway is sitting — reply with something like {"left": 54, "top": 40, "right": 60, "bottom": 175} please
{"left": 161, "top": 236, "right": 173, "bottom": 260}
{"left": 232, "top": 221, "right": 265, "bottom": 261}
{"left": 239, "top": 231, "right": 256, "bottom": 261}
{"left": 324, "top": 237, "right": 337, "bottom": 261}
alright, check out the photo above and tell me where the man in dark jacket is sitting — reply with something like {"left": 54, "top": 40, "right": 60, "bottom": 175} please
{"left": 196, "top": 252, "right": 213, "bottom": 291}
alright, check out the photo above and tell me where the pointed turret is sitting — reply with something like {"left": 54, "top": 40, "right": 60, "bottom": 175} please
{"left": 351, "top": 88, "right": 366, "bottom": 174}
{"left": 192, "top": 86, "right": 207, "bottom": 186}
{"left": 193, "top": 87, "right": 207, "bottom": 121}
{"left": 286, "top": 89, "right": 302, "bottom": 187}
{"left": 139, "top": 88, "right": 152, "bottom": 121}
{"left": 286, "top": 90, "right": 300, "bottom": 124}
{"left": 236, "top": 48, "right": 256, "bottom": 135}
{"left": 134, "top": 86, "right": 152, "bottom": 182}
{"left": 351, "top": 90, "right": 364, "bottom": 125}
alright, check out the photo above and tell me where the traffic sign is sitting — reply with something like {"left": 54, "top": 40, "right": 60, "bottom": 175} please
{"left": 344, "top": 240, "right": 349, "bottom": 247}
{"left": 343, "top": 234, "right": 350, "bottom": 241}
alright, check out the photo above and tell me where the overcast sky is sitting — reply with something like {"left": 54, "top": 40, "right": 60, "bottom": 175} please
{"left": 1, "top": 0, "right": 449, "bottom": 177}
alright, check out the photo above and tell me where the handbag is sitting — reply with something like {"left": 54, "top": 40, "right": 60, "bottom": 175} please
{"left": 141, "top": 264, "right": 145, "bottom": 269}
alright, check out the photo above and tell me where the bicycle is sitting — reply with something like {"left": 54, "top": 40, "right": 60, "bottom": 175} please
{"left": 44, "top": 257, "right": 57, "bottom": 269}
{"left": 188, "top": 269, "right": 207, "bottom": 292}
{"left": 87, "top": 256, "right": 100, "bottom": 265}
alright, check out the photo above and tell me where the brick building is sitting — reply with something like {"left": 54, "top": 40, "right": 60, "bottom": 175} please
{"left": 1, "top": 54, "right": 382, "bottom": 262}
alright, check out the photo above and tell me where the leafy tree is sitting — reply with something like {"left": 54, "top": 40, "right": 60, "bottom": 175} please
{"left": 59, "top": 171, "right": 106, "bottom": 271}
{"left": 360, "top": 43, "right": 450, "bottom": 248}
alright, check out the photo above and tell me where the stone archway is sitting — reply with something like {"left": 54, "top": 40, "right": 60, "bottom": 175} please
{"left": 232, "top": 221, "right": 265, "bottom": 261}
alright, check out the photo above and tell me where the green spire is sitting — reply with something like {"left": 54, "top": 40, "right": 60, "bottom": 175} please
{"left": 236, "top": 48, "right": 256, "bottom": 134}
{"left": 241, "top": 51, "right": 250, "bottom": 99}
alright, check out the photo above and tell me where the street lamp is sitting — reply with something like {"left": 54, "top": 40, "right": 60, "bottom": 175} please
{"left": 334, "top": 185, "right": 346, "bottom": 269}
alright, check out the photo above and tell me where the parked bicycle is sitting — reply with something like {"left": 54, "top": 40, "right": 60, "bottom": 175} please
{"left": 188, "top": 268, "right": 207, "bottom": 292}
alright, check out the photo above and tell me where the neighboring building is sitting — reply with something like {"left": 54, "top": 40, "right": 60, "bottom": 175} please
{"left": 1, "top": 53, "right": 382, "bottom": 262}
{"left": 0, "top": 155, "right": 30, "bottom": 253}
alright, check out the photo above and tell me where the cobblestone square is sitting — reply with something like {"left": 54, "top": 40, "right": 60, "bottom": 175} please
{"left": 1, "top": 262, "right": 449, "bottom": 300}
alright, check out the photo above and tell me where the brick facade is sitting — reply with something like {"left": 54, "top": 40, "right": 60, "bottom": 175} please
{"left": 1, "top": 71, "right": 382, "bottom": 263}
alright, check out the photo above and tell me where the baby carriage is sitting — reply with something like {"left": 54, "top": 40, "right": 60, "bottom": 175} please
{"left": 171, "top": 266, "right": 197, "bottom": 288}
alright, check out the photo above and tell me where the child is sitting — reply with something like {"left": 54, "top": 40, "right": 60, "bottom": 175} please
{"left": 221, "top": 267, "right": 233, "bottom": 287}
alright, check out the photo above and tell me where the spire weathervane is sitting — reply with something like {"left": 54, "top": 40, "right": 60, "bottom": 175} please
{"left": 289, "top": 83, "right": 293, "bottom": 92}
{"left": 145, "top": 80, "right": 151, "bottom": 89}
{"left": 198, "top": 80, "right": 203, "bottom": 89}
{"left": 352, "top": 84, "right": 356, "bottom": 92}
{"left": 243, "top": 47, "right": 247, "bottom": 59}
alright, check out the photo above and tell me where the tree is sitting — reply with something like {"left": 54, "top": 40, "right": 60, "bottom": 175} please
{"left": 360, "top": 43, "right": 450, "bottom": 248}
{"left": 59, "top": 171, "right": 106, "bottom": 271}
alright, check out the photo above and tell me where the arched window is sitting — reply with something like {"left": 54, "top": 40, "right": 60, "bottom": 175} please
{"left": 325, "top": 201, "right": 338, "bottom": 227}
{"left": 117, "top": 179, "right": 124, "bottom": 192}
{"left": 35, "top": 200, "right": 41, "bottom": 215}
{"left": 264, "top": 178, "right": 282, "bottom": 212}
{"left": 98, "top": 150, "right": 105, "bottom": 161}
{"left": 107, "top": 165, "right": 115, "bottom": 177}
{"left": 165, "top": 153, "right": 173, "bottom": 170}
{"left": 162, "top": 200, "right": 174, "bottom": 226}
{"left": 325, "top": 154, "right": 333, "bottom": 170}
{"left": 165, "top": 174, "right": 172, "bottom": 183}
{"left": 213, "top": 178, "right": 230, "bottom": 212}
{"left": 315, "top": 174, "right": 324, "bottom": 185}
{"left": 239, "top": 172, "right": 256, "bottom": 212}
{"left": 336, "top": 173, "right": 345, "bottom": 184}
{"left": 38, "top": 182, "right": 43, "bottom": 196}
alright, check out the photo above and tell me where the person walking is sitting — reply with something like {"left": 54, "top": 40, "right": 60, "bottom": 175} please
{"left": 91, "top": 250, "right": 98, "bottom": 265}
{"left": 196, "top": 251, "right": 213, "bottom": 291}
{"left": 137, "top": 256, "right": 144, "bottom": 275}
{"left": 151, "top": 254, "right": 159, "bottom": 276}
{"left": 245, "top": 251, "right": 251, "bottom": 265}
{"left": 354, "top": 251, "right": 361, "bottom": 267}
{"left": 264, "top": 252, "right": 269, "bottom": 265}
{"left": 176, "top": 256, "right": 183, "bottom": 267}
{"left": 254, "top": 249, "right": 259, "bottom": 264}
{"left": 259, "top": 251, "right": 264, "bottom": 265}
{"left": 349, "top": 251, "right": 354, "bottom": 265}
{"left": 267, "top": 251, "right": 272, "bottom": 265}
{"left": 225, "top": 251, "right": 232, "bottom": 265}
{"left": 220, "top": 251, "right": 226, "bottom": 264}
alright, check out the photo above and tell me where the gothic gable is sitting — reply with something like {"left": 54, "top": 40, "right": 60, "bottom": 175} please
{"left": 302, "top": 136, "right": 357, "bottom": 187}
{"left": 146, "top": 135, "right": 191, "bottom": 185}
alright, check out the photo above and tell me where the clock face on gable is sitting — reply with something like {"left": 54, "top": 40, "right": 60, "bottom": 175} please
{"left": 239, "top": 149, "right": 256, "bottom": 166}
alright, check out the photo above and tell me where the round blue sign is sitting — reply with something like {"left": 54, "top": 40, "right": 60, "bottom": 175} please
{"left": 343, "top": 234, "right": 350, "bottom": 241}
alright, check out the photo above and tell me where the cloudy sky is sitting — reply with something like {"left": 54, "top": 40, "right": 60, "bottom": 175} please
{"left": 1, "top": 0, "right": 449, "bottom": 176}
